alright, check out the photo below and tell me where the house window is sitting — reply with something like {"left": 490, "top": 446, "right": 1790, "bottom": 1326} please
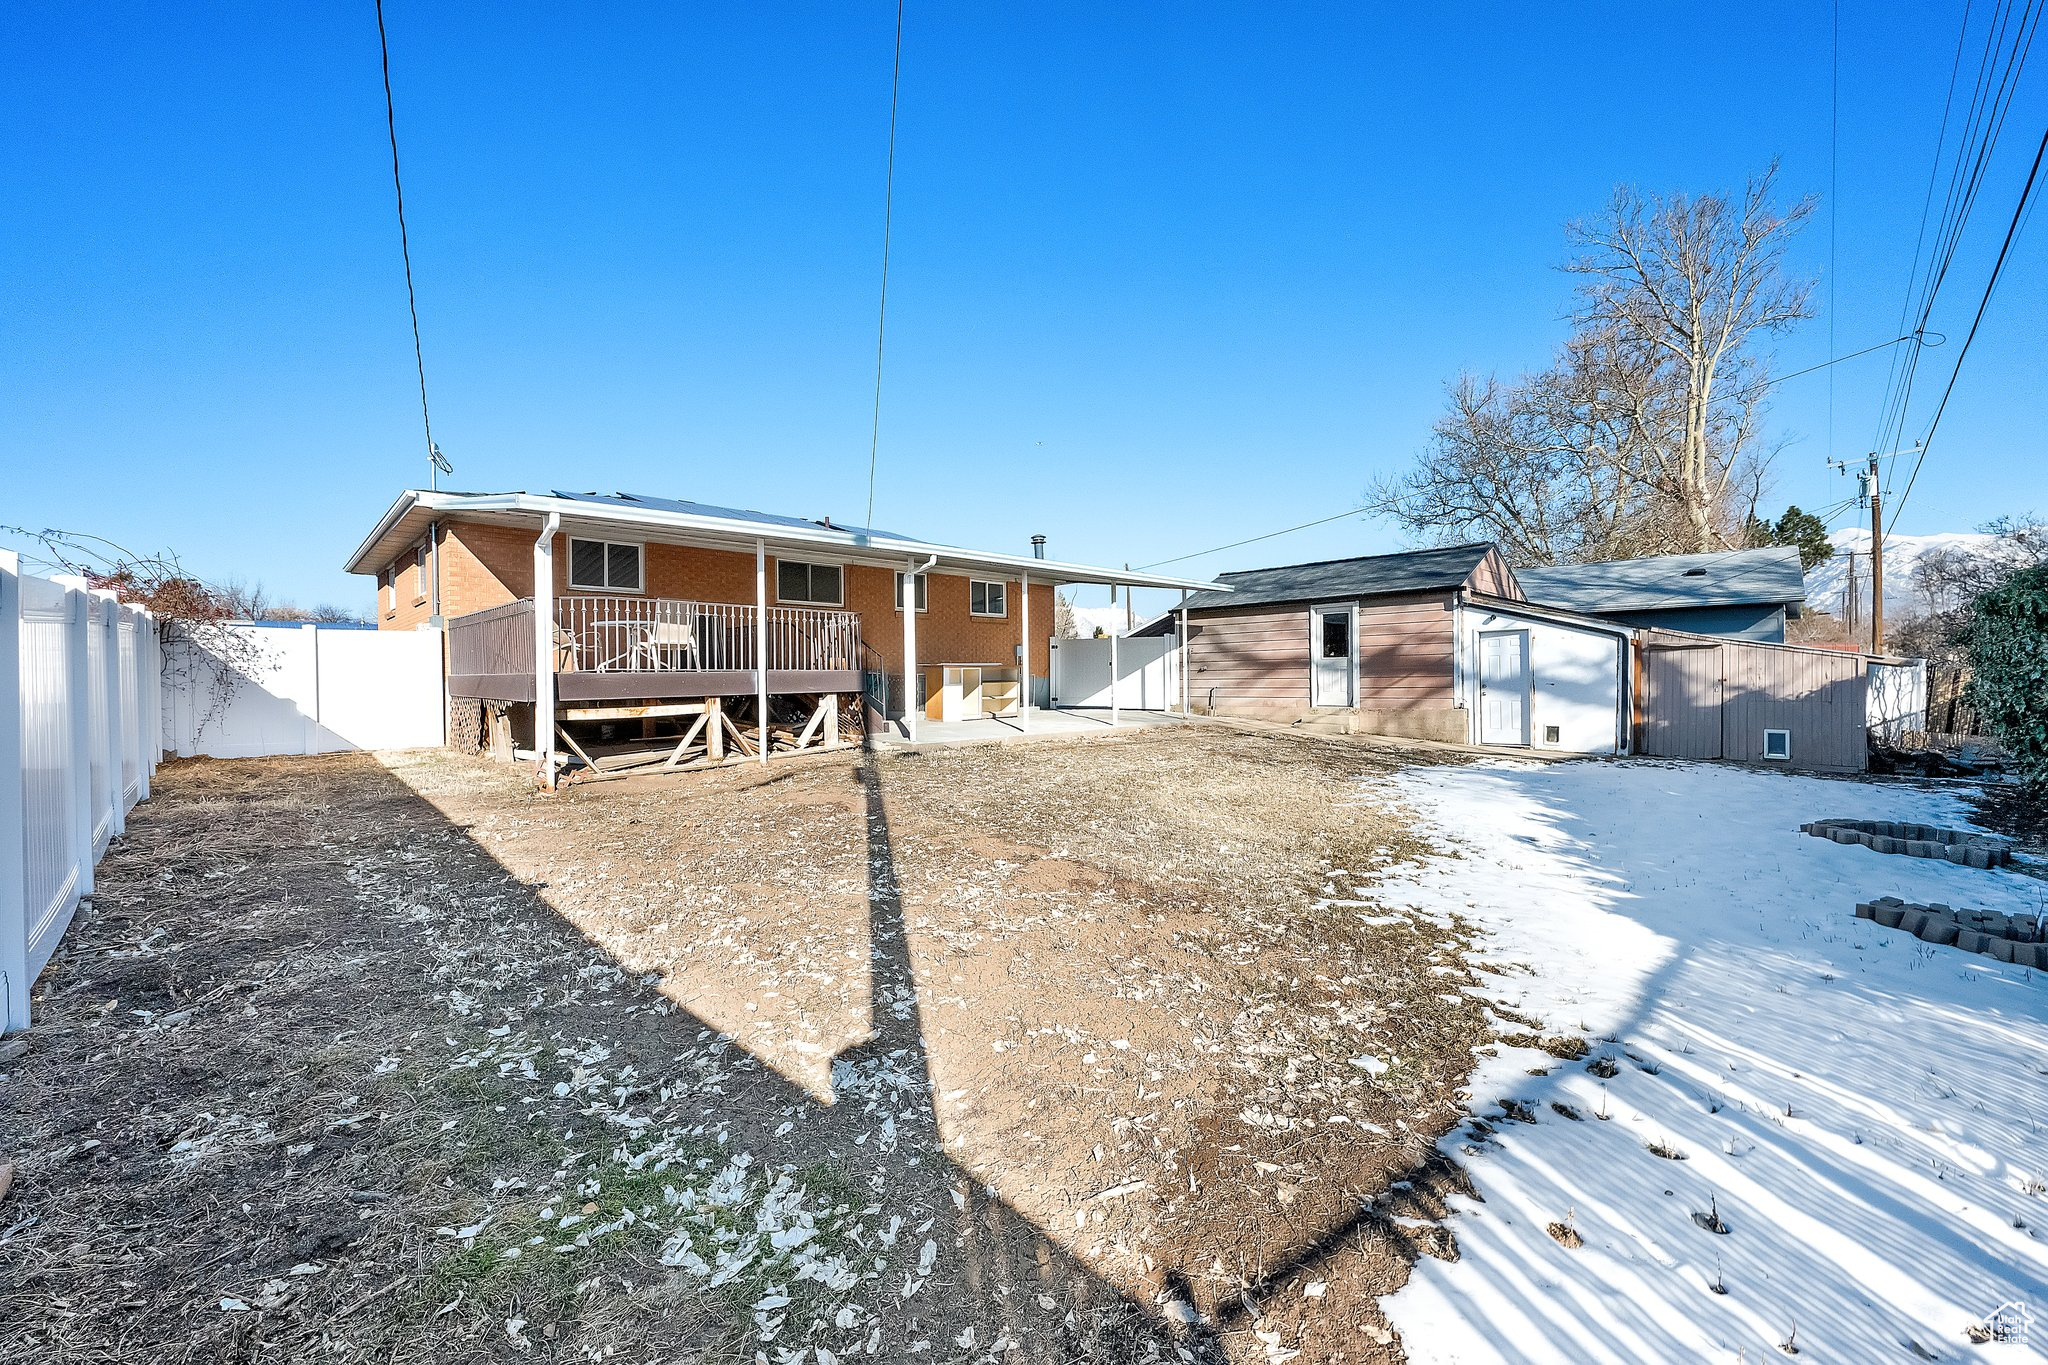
{"left": 776, "top": 560, "right": 843, "bottom": 606}
{"left": 894, "top": 571, "right": 928, "bottom": 613}
{"left": 969, "top": 579, "right": 1007, "bottom": 617}
{"left": 412, "top": 542, "right": 429, "bottom": 602}
{"left": 380, "top": 569, "right": 394, "bottom": 614}
{"left": 568, "top": 538, "right": 643, "bottom": 593}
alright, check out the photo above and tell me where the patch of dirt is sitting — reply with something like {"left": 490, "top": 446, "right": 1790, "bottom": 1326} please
{"left": 0, "top": 724, "right": 1492, "bottom": 1365}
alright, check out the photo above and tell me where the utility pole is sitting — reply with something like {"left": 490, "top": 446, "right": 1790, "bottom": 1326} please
{"left": 1844, "top": 551, "right": 1858, "bottom": 641}
{"left": 1866, "top": 454, "right": 1886, "bottom": 655}
{"left": 1831, "top": 442, "right": 1917, "bottom": 656}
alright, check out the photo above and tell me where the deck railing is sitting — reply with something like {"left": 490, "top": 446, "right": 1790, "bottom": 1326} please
{"left": 551, "top": 595, "right": 862, "bottom": 674}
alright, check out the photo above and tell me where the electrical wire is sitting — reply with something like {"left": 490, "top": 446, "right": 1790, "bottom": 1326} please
{"left": 1138, "top": 506, "right": 1373, "bottom": 570}
{"left": 1868, "top": 0, "right": 2041, "bottom": 476}
{"left": 1884, "top": 122, "right": 2047, "bottom": 540}
{"left": 373, "top": 0, "right": 439, "bottom": 486}
{"left": 864, "top": 0, "right": 906, "bottom": 529}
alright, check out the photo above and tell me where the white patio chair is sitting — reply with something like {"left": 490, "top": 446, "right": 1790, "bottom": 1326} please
{"left": 634, "top": 620, "right": 696, "bottom": 671}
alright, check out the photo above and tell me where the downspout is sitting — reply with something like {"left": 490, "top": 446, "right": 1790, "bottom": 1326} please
{"left": 902, "top": 554, "right": 936, "bottom": 741}
{"left": 534, "top": 512, "right": 561, "bottom": 788}
{"left": 427, "top": 518, "right": 442, "bottom": 624}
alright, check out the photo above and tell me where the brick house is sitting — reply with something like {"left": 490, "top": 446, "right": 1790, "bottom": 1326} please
{"left": 345, "top": 489, "right": 1219, "bottom": 780}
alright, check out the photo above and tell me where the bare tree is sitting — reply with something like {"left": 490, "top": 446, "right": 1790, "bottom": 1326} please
{"left": 1370, "top": 164, "right": 1815, "bottom": 563}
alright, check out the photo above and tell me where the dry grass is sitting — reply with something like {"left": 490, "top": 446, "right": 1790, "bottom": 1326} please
{"left": 0, "top": 724, "right": 1496, "bottom": 1365}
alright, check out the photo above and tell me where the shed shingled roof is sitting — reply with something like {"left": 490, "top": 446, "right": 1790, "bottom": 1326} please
{"left": 1516, "top": 546, "right": 1806, "bottom": 614}
{"left": 1179, "top": 543, "right": 1496, "bottom": 611}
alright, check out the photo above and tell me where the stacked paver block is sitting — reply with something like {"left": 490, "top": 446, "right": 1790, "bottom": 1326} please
{"left": 1802, "top": 818, "right": 2014, "bottom": 869}
{"left": 1855, "top": 897, "right": 2048, "bottom": 968}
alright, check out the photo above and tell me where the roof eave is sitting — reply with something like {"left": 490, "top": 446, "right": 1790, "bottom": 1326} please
{"left": 345, "top": 490, "right": 1226, "bottom": 592}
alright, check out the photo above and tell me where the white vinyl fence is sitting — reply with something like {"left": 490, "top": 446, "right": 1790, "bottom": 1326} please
{"left": 1, "top": 551, "right": 162, "bottom": 1032}
{"left": 1050, "top": 634, "right": 1181, "bottom": 711}
{"left": 163, "top": 621, "right": 445, "bottom": 758}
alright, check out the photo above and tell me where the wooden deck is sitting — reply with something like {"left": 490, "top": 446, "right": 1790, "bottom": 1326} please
{"left": 448, "top": 596, "right": 864, "bottom": 704}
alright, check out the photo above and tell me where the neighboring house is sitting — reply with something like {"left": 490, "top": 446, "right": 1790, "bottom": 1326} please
{"left": 344, "top": 488, "right": 1219, "bottom": 779}
{"left": 1516, "top": 546, "right": 1806, "bottom": 643}
{"left": 1174, "top": 541, "right": 1909, "bottom": 770}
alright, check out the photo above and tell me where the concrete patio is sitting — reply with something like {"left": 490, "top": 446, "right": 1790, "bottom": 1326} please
{"left": 872, "top": 706, "right": 1200, "bottom": 749}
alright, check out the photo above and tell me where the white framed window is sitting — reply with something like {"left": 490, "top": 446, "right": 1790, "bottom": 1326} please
{"left": 969, "top": 579, "right": 1008, "bottom": 618}
{"left": 894, "top": 571, "right": 928, "bottom": 613}
{"left": 568, "top": 537, "right": 644, "bottom": 593}
{"left": 380, "top": 569, "right": 394, "bottom": 613}
{"left": 1762, "top": 728, "right": 1791, "bottom": 761}
{"left": 412, "top": 541, "right": 429, "bottom": 602}
{"left": 776, "top": 559, "right": 843, "bottom": 606}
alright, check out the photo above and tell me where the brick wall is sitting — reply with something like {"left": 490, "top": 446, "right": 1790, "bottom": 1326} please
{"left": 379, "top": 518, "right": 1056, "bottom": 699}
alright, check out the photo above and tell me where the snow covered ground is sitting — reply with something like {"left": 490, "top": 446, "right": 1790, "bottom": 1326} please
{"left": 1371, "top": 760, "right": 2048, "bottom": 1364}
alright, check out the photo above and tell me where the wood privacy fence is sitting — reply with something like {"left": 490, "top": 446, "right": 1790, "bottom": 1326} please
{"left": 0, "top": 550, "right": 162, "bottom": 1032}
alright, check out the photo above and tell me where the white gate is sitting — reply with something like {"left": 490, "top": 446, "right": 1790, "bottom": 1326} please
{"left": 1050, "top": 635, "right": 1180, "bottom": 711}
{"left": 1, "top": 552, "right": 162, "bottom": 1032}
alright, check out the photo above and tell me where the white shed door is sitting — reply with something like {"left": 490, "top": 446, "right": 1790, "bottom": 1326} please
{"left": 1479, "top": 630, "right": 1530, "bottom": 745}
{"left": 1310, "top": 605, "right": 1355, "bottom": 708}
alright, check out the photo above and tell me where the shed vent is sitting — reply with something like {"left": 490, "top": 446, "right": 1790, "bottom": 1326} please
{"left": 1762, "top": 729, "right": 1791, "bottom": 761}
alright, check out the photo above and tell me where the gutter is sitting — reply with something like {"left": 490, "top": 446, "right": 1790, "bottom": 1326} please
{"left": 345, "top": 490, "right": 1227, "bottom": 593}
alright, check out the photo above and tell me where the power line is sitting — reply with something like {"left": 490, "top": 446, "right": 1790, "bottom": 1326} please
{"left": 1884, "top": 122, "right": 2048, "bottom": 540}
{"left": 864, "top": 0, "right": 906, "bottom": 529}
{"left": 373, "top": 0, "right": 441, "bottom": 489}
{"left": 1139, "top": 506, "right": 1371, "bottom": 570}
{"left": 1829, "top": 0, "right": 1840, "bottom": 460}
{"left": 1869, "top": 0, "right": 2041, "bottom": 478}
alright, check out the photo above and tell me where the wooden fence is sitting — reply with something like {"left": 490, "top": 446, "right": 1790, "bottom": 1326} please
{"left": 0, "top": 550, "right": 161, "bottom": 1032}
{"left": 1637, "top": 630, "right": 1875, "bottom": 772}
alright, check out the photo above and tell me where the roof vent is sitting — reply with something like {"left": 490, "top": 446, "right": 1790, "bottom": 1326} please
{"left": 1031, "top": 535, "right": 1047, "bottom": 560}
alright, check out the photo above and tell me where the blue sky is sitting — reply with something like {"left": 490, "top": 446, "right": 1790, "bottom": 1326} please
{"left": 6, "top": 3, "right": 2044, "bottom": 619}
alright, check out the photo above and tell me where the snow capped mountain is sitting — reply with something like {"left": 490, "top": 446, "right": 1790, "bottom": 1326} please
{"left": 1803, "top": 527, "right": 1995, "bottom": 620}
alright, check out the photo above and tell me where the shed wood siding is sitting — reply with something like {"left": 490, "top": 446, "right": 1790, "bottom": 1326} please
{"left": 1186, "top": 603, "right": 1313, "bottom": 715}
{"left": 1356, "top": 594, "right": 1457, "bottom": 709}
{"left": 1468, "top": 548, "right": 1524, "bottom": 601}
{"left": 1186, "top": 593, "right": 1458, "bottom": 719}
{"left": 1638, "top": 631, "right": 1869, "bottom": 771}
{"left": 1640, "top": 642, "right": 1724, "bottom": 759}
{"left": 1721, "top": 641, "right": 1867, "bottom": 770}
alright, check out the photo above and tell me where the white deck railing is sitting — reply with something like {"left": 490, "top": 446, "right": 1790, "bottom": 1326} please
{"left": 552, "top": 595, "right": 861, "bottom": 674}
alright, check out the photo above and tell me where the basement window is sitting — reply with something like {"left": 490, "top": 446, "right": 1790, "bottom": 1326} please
{"left": 776, "top": 560, "right": 844, "bottom": 606}
{"left": 568, "top": 538, "right": 644, "bottom": 593}
{"left": 1762, "top": 729, "right": 1792, "bottom": 761}
{"left": 969, "top": 579, "right": 1008, "bottom": 618}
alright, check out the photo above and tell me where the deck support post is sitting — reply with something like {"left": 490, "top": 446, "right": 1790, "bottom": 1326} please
{"left": 533, "top": 512, "right": 561, "bottom": 789}
{"left": 755, "top": 539, "right": 769, "bottom": 764}
{"left": 1178, "top": 589, "right": 1189, "bottom": 715}
{"left": 1019, "top": 571, "right": 1030, "bottom": 733}
{"left": 1109, "top": 615, "right": 1120, "bottom": 728}
{"left": 902, "top": 554, "right": 935, "bottom": 742}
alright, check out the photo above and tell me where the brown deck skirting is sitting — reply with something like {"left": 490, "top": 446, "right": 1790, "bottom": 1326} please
{"left": 558, "top": 669, "right": 862, "bottom": 701}
{"left": 451, "top": 669, "right": 862, "bottom": 702}
{"left": 450, "top": 673, "right": 537, "bottom": 702}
